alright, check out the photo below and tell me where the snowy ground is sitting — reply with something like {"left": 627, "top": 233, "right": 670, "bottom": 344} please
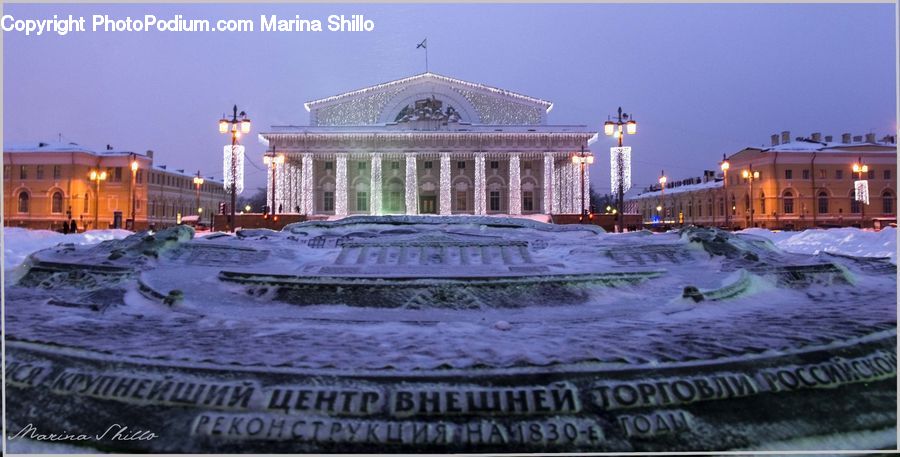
{"left": 3, "top": 228, "right": 132, "bottom": 271}
{"left": 740, "top": 226, "right": 897, "bottom": 264}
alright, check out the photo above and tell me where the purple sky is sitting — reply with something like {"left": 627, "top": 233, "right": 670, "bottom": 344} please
{"left": 4, "top": 3, "right": 896, "bottom": 194}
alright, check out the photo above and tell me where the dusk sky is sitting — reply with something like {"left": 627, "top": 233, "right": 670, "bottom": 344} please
{"left": 4, "top": 3, "right": 896, "bottom": 194}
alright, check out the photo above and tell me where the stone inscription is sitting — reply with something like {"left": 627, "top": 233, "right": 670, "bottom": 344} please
{"left": 191, "top": 413, "right": 604, "bottom": 447}
{"left": 592, "top": 350, "right": 896, "bottom": 410}
{"left": 618, "top": 410, "right": 693, "bottom": 438}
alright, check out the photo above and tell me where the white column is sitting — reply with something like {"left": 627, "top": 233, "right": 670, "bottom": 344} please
{"left": 582, "top": 160, "right": 591, "bottom": 214}
{"left": 335, "top": 154, "right": 348, "bottom": 216}
{"left": 301, "top": 154, "right": 314, "bottom": 214}
{"left": 370, "top": 153, "right": 382, "bottom": 215}
{"left": 292, "top": 159, "right": 301, "bottom": 213}
{"left": 509, "top": 154, "right": 521, "bottom": 215}
{"left": 474, "top": 153, "right": 486, "bottom": 215}
{"left": 266, "top": 161, "right": 274, "bottom": 212}
{"left": 440, "top": 153, "right": 451, "bottom": 215}
{"left": 405, "top": 153, "right": 418, "bottom": 215}
{"left": 544, "top": 153, "right": 554, "bottom": 214}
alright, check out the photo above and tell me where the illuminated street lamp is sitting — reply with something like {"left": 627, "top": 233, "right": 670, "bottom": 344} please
{"left": 852, "top": 157, "right": 869, "bottom": 226}
{"left": 571, "top": 146, "right": 594, "bottom": 222}
{"left": 742, "top": 164, "right": 760, "bottom": 227}
{"left": 658, "top": 171, "right": 667, "bottom": 221}
{"left": 89, "top": 169, "right": 107, "bottom": 229}
{"left": 244, "top": 204, "right": 252, "bottom": 213}
{"left": 193, "top": 171, "right": 205, "bottom": 219}
{"left": 130, "top": 157, "right": 139, "bottom": 229}
{"left": 219, "top": 105, "right": 251, "bottom": 231}
{"left": 603, "top": 107, "right": 637, "bottom": 232}
{"left": 720, "top": 154, "right": 730, "bottom": 229}
{"left": 264, "top": 151, "right": 285, "bottom": 215}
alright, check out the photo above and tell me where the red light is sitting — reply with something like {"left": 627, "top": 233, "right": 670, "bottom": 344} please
{"left": 273, "top": 216, "right": 279, "bottom": 222}
{"left": 263, "top": 214, "right": 268, "bottom": 219}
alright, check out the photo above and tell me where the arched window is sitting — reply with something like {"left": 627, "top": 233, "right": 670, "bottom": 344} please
{"left": 731, "top": 196, "right": 736, "bottom": 215}
{"left": 744, "top": 194, "right": 751, "bottom": 214}
{"left": 783, "top": 191, "right": 794, "bottom": 214}
{"left": 718, "top": 197, "right": 724, "bottom": 216}
{"left": 51, "top": 191, "right": 63, "bottom": 213}
{"left": 706, "top": 198, "right": 712, "bottom": 217}
{"left": 849, "top": 190, "right": 860, "bottom": 214}
{"left": 760, "top": 192, "right": 766, "bottom": 214}
{"left": 883, "top": 190, "right": 895, "bottom": 214}
{"left": 17, "top": 191, "right": 29, "bottom": 213}
{"left": 817, "top": 190, "right": 829, "bottom": 214}
{"left": 83, "top": 193, "right": 90, "bottom": 213}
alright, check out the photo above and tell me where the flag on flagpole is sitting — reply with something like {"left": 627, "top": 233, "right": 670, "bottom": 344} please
{"left": 417, "top": 38, "right": 427, "bottom": 49}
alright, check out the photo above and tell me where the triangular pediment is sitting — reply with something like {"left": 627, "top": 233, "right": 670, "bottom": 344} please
{"left": 305, "top": 72, "right": 552, "bottom": 127}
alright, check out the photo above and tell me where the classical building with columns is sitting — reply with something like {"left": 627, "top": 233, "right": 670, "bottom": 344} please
{"left": 258, "top": 73, "right": 596, "bottom": 217}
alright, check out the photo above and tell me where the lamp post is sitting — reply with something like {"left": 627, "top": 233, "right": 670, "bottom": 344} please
{"left": 658, "top": 171, "right": 667, "bottom": 223}
{"left": 571, "top": 146, "right": 594, "bottom": 222}
{"left": 742, "top": 164, "right": 760, "bottom": 228}
{"left": 89, "top": 169, "right": 107, "bottom": 229}
{"left": 603, "top": 107, "right": 637, "bottom": 232}
{"left": 264, "top": 151, "right": 285, "bottom": 215}
{"left": 219, "top": 105, "right": 251, "bottom": 232}
{"left": 130, "top": 157, "right": 138, "bottom": 229}
{"left": 193, "top": 170, "right": 205, "bottom": 219}
{"left": 720, "top": 154, "right": 730, "bottom": 229}
{"left": 852, "top": 157, "right": 869, "bottom": 228}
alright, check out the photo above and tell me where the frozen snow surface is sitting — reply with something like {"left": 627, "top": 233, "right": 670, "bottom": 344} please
{"left": 3, "top": 228, "right": 132, "bottom": 271}
{"left": 5, "top": 217, "right": 896, "bottom": 374}
{"left": 740, "top": 226, "right": 897, "bottom": 264}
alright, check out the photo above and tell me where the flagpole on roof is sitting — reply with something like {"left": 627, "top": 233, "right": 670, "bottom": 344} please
{"left": 417, "top": 38, "right": 428, "bottom": 73}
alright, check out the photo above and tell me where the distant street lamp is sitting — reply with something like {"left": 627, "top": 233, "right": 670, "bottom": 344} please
{"left": 89, "top": 169, "right": 107, "bottom": 229}
{"left": 603, "top": 107, "right": 637, "bottom": 232}
{"left": 219, "top": 105, "right": 251, "bottom": 232}
{"left": 130, "top": 157, "right": 139, "bottom": 229}
{"left": 852, "top": 157, "right": 869, "bottom": 227}
{"left": 742, "top": 164, "right": 760, "bottom": 228}
{"left": 571, "top": 146, "right": 594, "bottom": 222}
{"left": 658, "top": 170, "right": 667, "bottom": 222}
{"left": 244, "top": 204, "right": 252, "bottom": 213}
{"left": 193, "top": 170, "right": 205, "bottom": 219}
{"left": 720, "top": 154, "right": 730, "bottom": 229}
{"left": 264, "top": 151, "right": 285, "bottom": 215}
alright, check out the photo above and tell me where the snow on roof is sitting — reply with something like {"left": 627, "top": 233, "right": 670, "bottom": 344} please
{"left": 151, "top": 164, "right": 222, "bottom": 183}
{"left": 633, "top": 178, "right": 723, "bottom": 199}
{"left": 4, "top": 141, "right": 139, "bottom": 157}
{"left": 262, "top": 124, "right": 593, "bottom": 135}
{"left": 751, "top": 139, "right": 898, "bottom": 154}
{"left": 304, "top": 72, "right": 553, "bottom": 112}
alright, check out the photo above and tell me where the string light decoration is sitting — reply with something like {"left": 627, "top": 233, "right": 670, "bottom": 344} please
{"left": 405, "top": 153, "right": 418, "bottom": 215}
{"left": 543, "top": 154, "right": 554, "bottom": 214}
{"left": 335, "top": 154, "right": 348, "bottom": 216}
{"left": 854, "top": 180, "right": 870, "bottom": 205}
{"left": 276, "top": 160, "right": 286, "bottom": 213}
{"left": 370, "top": 154, "right": 382, "bottom": 215}
{"left": 508, "top": 154, "right": 521, "bottom": 214}
{"left": 301, "top": 155, "right": 313, "bottom": 214}
{"left": 222, "top": 145, "right": 245, "bottom": 195}
{"left": 314, "top": 87, "right": 405, "bottom": 126}
{"left": 610, "top": 147, "right": 632, "bottom": 198}
{"left": 582, "top": 160, "right": 591, "bottom": 213}
{"left": 454, "top": 89, "right": 544, "bottom": 125}
{"left": 290, "top": 159, "right": 301, "bottom": 212}
{"left": 440, "top": 153, "right": 451, "bottom": 215}
{"left": 474, "top": 154, "right": 486, "bottom": 215}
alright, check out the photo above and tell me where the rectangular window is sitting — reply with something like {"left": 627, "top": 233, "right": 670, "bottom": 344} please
{"left": 489, "top": 191, "right": 501, "bottom": 211}
{"left": 456, "top": 191, "right": 467, "bottom": 211}
{"left": 785, "top": 169, "right": 793, "bottom": 179}
{"left": 115, "top": 167, "right": 123, "bottom": 182}
{"left": 20, "top": 165, "right": 28, "bottom": 179}
{"left": 424, "top": 161, "right": 433, "bottom": 169}
{"left": 36, "top": 165, "right": 45, "bottom": 179}
{"left": 835, "top": 170, "right": 843, "bottom": 180}
{"left": 802, "top": 169, "right": 810, "bottom": 180}
{"left": 523, "top": 191, "right": 534, "bottom": 211}
{"left": 868, "top": 170, "right": 875, "bottom": 180}
{"left": 53, "top": 165, "right": 62, "bottom": 179}
{"left": 357, "top": 161, "right": 366, "bottom": 170}
{"left": 3, "top": 165, "right": 9, "bottom": 179}
{"left": 325, "top": 161, "right": 334, "bottom": 171}
{"left": 391, "top": 161, "right": 399, "bottom": 170}
{"left": 389, "top": 191, "right": 402, "bottom": 211}
{"left": 323, "top": 192, "right": 335, "bottom": 211}
{"left": 136, "top": 169, "right": 143, "bottom": 184}
{"left": 490, "top": 161, "right": 499, "bottom": 169}
{"left": 884, "top": 170, "right": 891, "bottom": 180}
{"left": 523, "top": 161, "right": 533, "bottom": 170}
{"left": 457, "top": 161, "right": 466, "bottom": 169}
{"left": 818, "top": 169, "right": 826, "bottom": 179}
{"left": 356, "top": 192, "right": 368, "bottom": 211}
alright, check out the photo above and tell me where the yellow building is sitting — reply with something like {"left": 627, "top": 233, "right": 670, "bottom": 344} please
{"left": 630, "top": 131, "right": 897, "bottom": 230}
{"left": 4, "top": 142, "right": 226, "bottom": 231}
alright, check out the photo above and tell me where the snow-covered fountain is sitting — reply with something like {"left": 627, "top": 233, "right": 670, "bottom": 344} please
{"left": 5, "top": 217, "right": 896, "bottom": 452}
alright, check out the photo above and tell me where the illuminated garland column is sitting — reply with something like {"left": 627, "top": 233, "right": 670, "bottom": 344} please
{"left": 369, "top": 153, "right": 382, "bottom": 215}
{"left": 508, "top": 154, "right": 521, "bottom": 215}
{"left": 570, "top": 161, "right": 579, "bottom": 213}
{"left": 276, "top": 160, "right": 286, "bottom": 213}
{"left": 582, "top": 159, "right": 591, "bottom": 214}
{"left": 301, "top": 154, "right": 314, "bottom": 215}
{"left": 335, "top": 153, "right": 348, "bottom": 217}
{"left": 404, "top": 153, "right": 418, "bottom": 215}
{"left": 474, "top": 153, "right": 486, "bottom": 215}
{"left": 291, "top": 159, "right": 301, "bottom": 212}
{"left": 266, "top": 159, "right": 274, "bottom": 212}
{"left": 439, "top": 153, "right": 451, "bottom": 215}
{"left": 543, "top": 153, "right": 554, "bottom": 214}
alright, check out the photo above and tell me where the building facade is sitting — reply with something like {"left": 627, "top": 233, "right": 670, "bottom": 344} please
{"left": 4, "top": 142, "right": 225, "bottom": 231}
{"left": 630, "top": 131, "right": 897, "bottom": 230}
{"left": 259, "top": 73, "right": 596, "bottom": 217}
